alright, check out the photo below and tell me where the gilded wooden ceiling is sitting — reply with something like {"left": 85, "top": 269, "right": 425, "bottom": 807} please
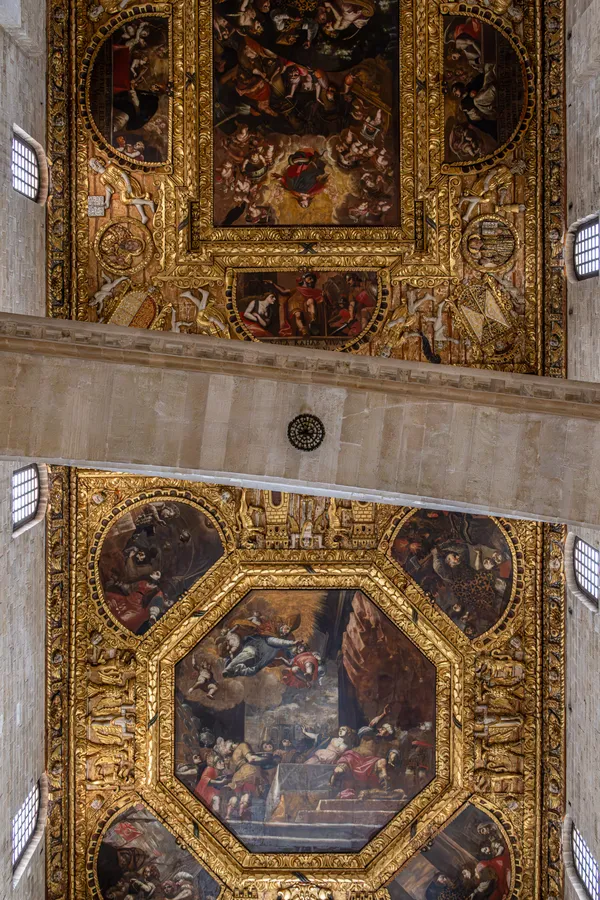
{"left": 46, "top": 0, "right": 565, "bottom": 373}
{"left": 45, "top": 0, "right": 567, "bottom": 891}
{"left": 45, "top": 470, "right": 566, "bottom": 900}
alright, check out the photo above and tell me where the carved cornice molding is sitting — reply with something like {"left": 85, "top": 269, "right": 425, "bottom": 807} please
{"left": 0, "top": 313, "right": 597, "bottom": 419}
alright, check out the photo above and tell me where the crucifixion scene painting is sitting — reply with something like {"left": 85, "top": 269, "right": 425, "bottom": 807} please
{"left": 213, "top": 0, "right": 399, "bottom": 226}
{"left": 175, "top": 589, "right": 436, "bottom": 852}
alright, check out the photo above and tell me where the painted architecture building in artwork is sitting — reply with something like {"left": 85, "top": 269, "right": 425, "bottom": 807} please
{"left": 2, "top": 0, "right": 600, "bottom": 896}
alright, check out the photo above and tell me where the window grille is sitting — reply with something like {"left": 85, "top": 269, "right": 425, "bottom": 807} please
{"left": 12, "top": 783, "right": 40, "bottom": 869}
{"left": 573, "top": 825, "right": 600, "bottom": 900}
{"left": 11, "top": 132, "right": 40, "bottom": 201}
{"left": 574, "top": 218, "right": 600, "bottom": 279}
{"left": 574, "top": 538, "right": 600, "bottom": 606}
{"left": 12, "top": 464, "right": 40, "bottom": 531}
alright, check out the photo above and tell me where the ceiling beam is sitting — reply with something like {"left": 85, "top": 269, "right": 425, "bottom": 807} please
{"left": 0, "top": 312, "right": 598, "bottom": 526}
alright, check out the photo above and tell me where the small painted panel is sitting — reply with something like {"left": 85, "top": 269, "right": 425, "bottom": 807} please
{"left": 387, "top": 803, "right": 512, "bottom": 899}
{"left": 96, "top": 804, "right": 221, "bottom": 899}
{"left": 213, "top": 0, "right": 400, "bottom": 226}
{"left": 443, "top": 16, "right": 526, "bottom": 164}
{"left": 232, "top": 270, "right": 382, "bottom": 348}
{"left": 175, "top": 588, "right": 436, "bottom": 853}
{"left": 391, "top": 511, "right": 514, "bottom": 638}
{"left": 98, "top": 500, "right": 224, "bottom": 634}
{"left": 86, "top": 15, "right": 170, "bottom": 165}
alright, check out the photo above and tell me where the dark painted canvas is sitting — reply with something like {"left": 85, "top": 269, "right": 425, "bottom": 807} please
{"left": 387, "top": 804, "right": 512, "bottom": 900}
{"left": 89, "top": 16, "right": 170, "bottom": 163}
{"left": 98, "top": 500, "right": 224, "bottom": 634}
{"left": 391, "top": 511, "right": 513, "bottom": 638}
{"left": 443, "top": 16, "right": 525, "bottom": 163}
{"left": 213, "top": 0, "right": 399, "bottom": 225}
{"left": 96, "top": 804, "right": 221, "bottom": 900}
{"left": 233, "top": 269, "right": 379, "bottom": 346}
{"left": 175, "top": 589, "right": 436, "bottom": 852}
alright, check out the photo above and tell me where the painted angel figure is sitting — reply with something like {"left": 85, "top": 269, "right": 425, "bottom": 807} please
{"left": 217, "top": 613, "right": 301, "bottom": 677}
{"left": 188, "top": 656, "right": 218, "bottom": 698}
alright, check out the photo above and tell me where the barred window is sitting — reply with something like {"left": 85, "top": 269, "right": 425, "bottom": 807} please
{"left": 12, "top": 464, "right": 40, "bottom": 531}
{"left": 574, "top": 218, "right": 600, "bottom": 279}
{"left": 574, "top": 537, "right": 600, "bottom": 606}
{"left": 12, "top": 783, "right": 40, "bottom": 869}
{"left": 573, "top": 825, "right": 600, "bottom": 900}
{"left": 11, "top": 132, "right": 40, "bottom": 201}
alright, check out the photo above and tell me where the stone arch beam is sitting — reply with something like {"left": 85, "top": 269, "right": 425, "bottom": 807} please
{"left": 0, "top": 313, "right": 599, "bottom": 527}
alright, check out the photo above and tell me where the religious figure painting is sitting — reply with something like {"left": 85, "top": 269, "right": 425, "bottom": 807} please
{"left": 391, "top": 511, "right": 514, "bottom": 638}
{"left": 86, "top": 15, "right": 171, "bottom": 165}
{"left": 387, "top": 803, "right": 512, "bottom": 900}
{"left": 442, "top": 16, "right": 526, "bottom": 163}
{"left": 233, "top": 269, "right": 380, "bottom": 347}
{"left": 212, "top": 0, "right": 399, "bottom": 226}
{"left": 97, "top": 500, "right": 224, "bottom": 634}
{"left": 96, "top": 804, "right": 222, "bottom": 900}
{"left": 174, "top": 589, "right": 436, "bottom": 852}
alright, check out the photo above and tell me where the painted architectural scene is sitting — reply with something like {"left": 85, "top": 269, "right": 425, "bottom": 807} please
{"left": 234, "top": 269, "right": 380, "bottom": 347}
{"left": 175, "top": 589, "right": 436, "bottom": 852}
{"left": 97, "top": 500, "right": 224, "bottom": 634}
{"left": 87, "top": 16, "right": 171, "bottom": 163}
{"left": 387, "top": 804, "right": 512, "bottom": 900}
{"left": 443, "top": 16, "right": 525, "bottom": 163}
{"left": 96, "top": 805, "right": 221, "bottom": 900}
{"left": 391, "top": 511, "right": 514, "bottom": 638}
{"left": 213, "top": 0, "right": 399, "bottom": 225}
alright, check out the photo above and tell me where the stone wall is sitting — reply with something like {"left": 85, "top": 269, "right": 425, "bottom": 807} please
{"left": 0, "top": 463, "right": 46, "bottom": 900}
{"left": 0, "top": 3, "right": 47, "bottom": 898}
{"left": 565, "top": 0, "right": 600, "bottom": 894}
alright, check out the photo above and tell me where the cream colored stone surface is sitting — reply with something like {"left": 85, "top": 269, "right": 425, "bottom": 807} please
{"left": 1, "top": 313, "right": 600, "bottom": 527}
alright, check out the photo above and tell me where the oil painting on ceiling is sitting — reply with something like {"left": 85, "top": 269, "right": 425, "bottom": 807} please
{"left": 174, "top": 588, "right": 436, "bottom": 852}
{"left": 49, "top": 0, "right": 564, "bottom": 370}
{"left": 47, "top": 471, "right": 565, "bottom": 900}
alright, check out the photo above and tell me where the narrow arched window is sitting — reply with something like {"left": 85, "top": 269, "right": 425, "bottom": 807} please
{"left": 574, "top": 217, "right": 600, "bottom": 279}
{"left": 572, "top": 824, "right": 600, "bottom": 900}
{"left": 573, "top": 537, "right": 600, "bottom": 607}
{"left": 11, "top": 131, "right": 40, "bottom": 201}
{"left": 12, "top": 783, "right": 40, "bottom": 870}
{"left": 12, "top": 464, "right": 40, "bottom": 531}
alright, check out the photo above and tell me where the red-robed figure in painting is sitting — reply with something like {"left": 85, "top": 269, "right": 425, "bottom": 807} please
{"left": 104, "top": 571, "right": 167, "bottom": 633}
{"left": 281, "top": 644, "right": 320, "bottom": 688}
{"left": 474, "top": 840, "right": 512, "bottom": 900}
{"left": 331, "top": 727, "right": 388, "bottom": 797}
{"left": 273, "top": 148, "right": 329, "bottom": 208}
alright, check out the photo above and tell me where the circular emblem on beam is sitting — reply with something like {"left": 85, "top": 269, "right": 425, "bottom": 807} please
{"left": 287, "top": 414, "right": 325, "bottom": 451}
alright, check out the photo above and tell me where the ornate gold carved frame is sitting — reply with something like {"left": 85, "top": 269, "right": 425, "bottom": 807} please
{"left": 45, "top": 472, "right": 566, "bottom": 900}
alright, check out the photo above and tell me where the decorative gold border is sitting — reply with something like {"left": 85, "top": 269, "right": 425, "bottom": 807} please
{"left": 461, "top": 214, "right": 520, "bottom": 274}
{"left": 78, "top": 6, "right": 174, "bottom": 172}
{"left": 46, "top": 472, "right": 565, "bottom": 900}
{"left": 438, "top": 5, "right": 536, "bottom": 174}
{"left": 134, "top": 557, "right": 470, "bottom": 881}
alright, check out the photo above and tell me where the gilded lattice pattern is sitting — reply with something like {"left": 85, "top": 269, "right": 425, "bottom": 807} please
{"left": 45, "top": 471, "right": 565, "bottom": 900}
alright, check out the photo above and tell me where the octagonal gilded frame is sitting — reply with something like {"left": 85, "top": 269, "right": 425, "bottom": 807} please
{"left": 135, "top": 551, "right": 474, "bottom": 889}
